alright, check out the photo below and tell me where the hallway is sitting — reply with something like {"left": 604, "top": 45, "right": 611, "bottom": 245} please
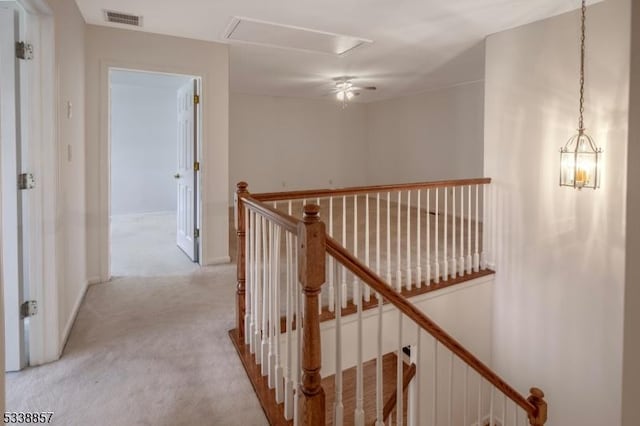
{"left": 6, "top": 264, "right": 267, "bottom": 426}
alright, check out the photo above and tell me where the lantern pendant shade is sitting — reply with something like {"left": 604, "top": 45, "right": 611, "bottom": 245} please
{"left": 560, "top": 130, "right": 602, "bottom": 189}
{"left": 560, "top": 0, "right": 602, "bottom": 190}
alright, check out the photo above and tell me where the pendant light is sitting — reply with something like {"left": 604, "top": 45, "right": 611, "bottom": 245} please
{"left": 559, "top": 0, "right": 602, "bottom": 190}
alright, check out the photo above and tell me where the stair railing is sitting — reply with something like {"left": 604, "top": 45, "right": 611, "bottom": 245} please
{"left": 234, "top": 180, "right": 546, "bottom": 426}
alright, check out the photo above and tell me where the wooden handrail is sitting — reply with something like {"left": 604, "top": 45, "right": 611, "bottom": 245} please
{"left": 325, "top": 235, "right": 538, "bottom": 418}
{"left": 241, "top": 194, "right": 300, "bottom": 234}
{"left": 252, "top": 177, "right": 492, "bottom": 202}
{"left": 381, "top": 363, "right": 416, "bottom": 424}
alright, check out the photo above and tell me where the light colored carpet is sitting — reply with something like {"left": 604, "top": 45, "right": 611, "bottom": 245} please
{"left": 6, "top": 264, "right": 268, "bottom": 426}
{"left": 110, "top": 212, "right": 201, "bottom": 277}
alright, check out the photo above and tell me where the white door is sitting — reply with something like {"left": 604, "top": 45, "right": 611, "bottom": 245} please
{"left": 175, "top": 79, "right": 199, "bottom": 262}
{"left": 1, "top": 5, "right": 26, "bottom": 371}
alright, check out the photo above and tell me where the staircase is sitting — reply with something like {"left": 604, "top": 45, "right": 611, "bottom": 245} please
{"left": 229, "top": 179, "right": 548, "bottom": 426}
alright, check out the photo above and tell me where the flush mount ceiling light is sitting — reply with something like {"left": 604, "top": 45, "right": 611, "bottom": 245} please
{"left": 331, "top": 77, "right": 376, "bottom": 108}
{"left": 560, "top": 0, "right": 602, "bottom": 190}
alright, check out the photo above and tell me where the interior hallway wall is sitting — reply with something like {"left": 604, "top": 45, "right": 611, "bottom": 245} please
{"left": 623, "top": 1, "right": 640, "bottom": 424}
{"left": 48, "top": 0, "right": 87, "bottom": 353}
{"left": 110, "top": 80, "right": 181, "bottom": 216}
{"left": 85, "top": 25, "right": 229, "bottom": 281}
{"left": 365, "top": 80, "right": 485, "bottom": 185}
{"left": 484, "top": 1, "right": 630, "bottom": 424}
{"left": 230, "top": 93, "right": 368, "bottom": 199}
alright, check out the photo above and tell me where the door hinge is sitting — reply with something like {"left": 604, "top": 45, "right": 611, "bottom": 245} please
{"left": 194, "top": 229, "right": 200, "bottom": 239}
{"left": 20, "top": 300, "right": 38, "bottom": 319}
{"left": 18, "top": 173, "right": 35, "bottom": 190}
{"left": 193, "top": 161, "right": 200, "bottom": 171}
{"left": 16, "top": 42, "right": 34, "bottom": 60}
{"left": 193, "top": 94, "right": 200, "bottom": 105}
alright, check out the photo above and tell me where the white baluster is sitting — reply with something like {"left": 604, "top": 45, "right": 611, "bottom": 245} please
{"left": 463, "top": 365, "right": 469, "bottom": 426}
{"left": 416, "top": 190, "right": 422, "bottom": 288}
{"left": 477, "top": 378, "right": 482, "bottom": 426}
{"left": 502, "top": 394, "right": 507, "bottom": 426}
{"left": 426, "top": 189, "right": 431, "bottom": 285}
{"left": 376, "top": 193, "right": 381, "bottom": 276}
{"left": 274, "top": 226, "right": 283, "bottom": 402}
{"left": 245, "top": 210, "right": 252, "bottom": 344}
{"left": 411, "top": 329, "right": 421, "bottom": 426}
{"left": 443, "top": 187, "right": 448, "bottom": 281}
{"left": 467, "top": 185, "right": 472, "bottom": 274}
{"left": 481, "top": 185, "right": 487, "bottom": 270}
{"left": 459, "top": 186, "right": 465, "bottom": 277}
{"left": 387, "top": 193, "right": 392, "bottom": 283}
{"left": 365, "top": 195, "right": 371, "bottom": 302}
{"left": 448, "top": 352, "right": 453, "bottom": 426}
{"left": 489, "top": 386, "right": 495, "bottom": 426}
{"left": 474, "top": 184, "right": 480, "bottom": 272}
{"left": 408, "top": 344, "right": 418, "bottom": 426}
{"left": 293, "top": 238, "right": 301, "bottom": 426}
{"left": 451, "top": 187, "right": 457, "bottom": 279}
{"left": 375, "top": 293, "right": 384, "bottom": 426}
{"left": 396, "top": 312, "right": 403, "bottom": 426}
{"left": 268, "top": 221, "right": 275, "bottom": 385}
{"left": 396, "top": 192, "right": 402, "bottom": 292}
{"left": 261, "top": 217, "right": 269, "bottom": 372}
{"left": 354, "top": 281, "right": 365, "bottom": 426}
{"left": 328, "top": 197, "right": 335, "bottom": 313}
{"left": 353, "top": 194, "right": 359, "bottom": 303}
{"left": 406, "top": 190, "right": 412, "bottom": 290}
{"left": 342, "top": 195, "right": 348, "bottom": 308}
{"left": 284, "top": 227, "right": 294, "bottom": 420}
{"left": 432, "top": 340, "right": 438, "bottom": 426}
{"left": 253, "top": 216, "right": 262, "bottom": 357}
{"left": 334, "top": 260, "right": 344, "bottom": 426}
{"left": 434, "top": 189, "right": 440, "bottom": 284}
{"left": 248, "top": 211, "right": 255, "bottom": 350}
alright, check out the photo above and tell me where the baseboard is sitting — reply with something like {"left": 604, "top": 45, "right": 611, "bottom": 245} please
{"left": 205, "top": 256, "right": 231, "bottom": 266}
{"left": 87, "top": 276, "right": 102, "bottom": 285}
{"left": 58, "top": 280, "right": 88, "bottom": 358}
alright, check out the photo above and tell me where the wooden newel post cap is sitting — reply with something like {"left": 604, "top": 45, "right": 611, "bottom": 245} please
{"left": 527, "top": 387, "right": 548, "bottom": 426}
{"left": 236, "top": 181, "right": 248, "bottom": 193}
{"left": 303, "top": 204, "right": 321, "bottom": 222}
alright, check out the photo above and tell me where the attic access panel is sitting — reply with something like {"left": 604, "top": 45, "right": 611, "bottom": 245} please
{"left": 224, "top": 17, "right": 371, "bottom": 55}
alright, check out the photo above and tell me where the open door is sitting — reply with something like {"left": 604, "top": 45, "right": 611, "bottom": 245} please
{"left": 1, "top": 5, "right": 26, "bottom": 372}
{"left": 175, "top": 79, "right": 199, "bottom": 262}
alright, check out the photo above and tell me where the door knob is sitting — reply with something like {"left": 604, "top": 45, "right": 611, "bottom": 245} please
{"left": 174, "top": 173, "right": 181, "bottom": 179}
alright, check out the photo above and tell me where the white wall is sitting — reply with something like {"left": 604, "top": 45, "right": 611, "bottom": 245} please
{"left": 230, "top": 93, "right": 368, "bottom": 198}
{"left": 484, "top": 1, "right": 630, "bottom": 425}
{"left": 365, "top": 81, "right": 484, "bottom": 185}
{"left": 48, "top": 0, "right": 87, "bottom": 353}
{"left": 85, "top": 25, "right": 229, "bottom": 280}
{"left": 110, "top": 81, "right": 182, "bottom": 216}
{"left": 623, "top": 2, "right": 640, "bottom": 424}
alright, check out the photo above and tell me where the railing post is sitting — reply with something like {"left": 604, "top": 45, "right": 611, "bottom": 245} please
{"left": 527, "top": 387, "right": 548, "bottom": 425}
{"left": 298, "top": 204, "right": 326, "bottom": 425}
{"left": 235, "top": 181, "right": 249, "bottom": 343}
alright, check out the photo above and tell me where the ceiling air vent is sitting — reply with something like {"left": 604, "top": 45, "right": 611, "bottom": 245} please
{"left": 104, "top": 10, "right": 142, "bottom": 27}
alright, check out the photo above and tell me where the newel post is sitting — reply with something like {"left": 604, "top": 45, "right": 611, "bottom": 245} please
{"left": 235, "top": 181, "right": 249, "bottom": 343}
{"left": 298, "top": 204, "right": 326, "bottom": 425}
{"left": 527, "top": 387, "right": 548, "bottom": 426}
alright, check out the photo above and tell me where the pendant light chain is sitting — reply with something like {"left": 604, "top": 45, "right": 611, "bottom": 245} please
{"left": 578, "top": 0, "right": 586, "bottom": 132}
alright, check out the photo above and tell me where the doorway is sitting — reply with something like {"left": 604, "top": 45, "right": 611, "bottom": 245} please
{"left": 109, "top": 69, "right": 202, "bottom": 277}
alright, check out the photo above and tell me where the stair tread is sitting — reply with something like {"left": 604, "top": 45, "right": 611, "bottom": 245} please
{"left": 229, "top": 329, "right": 409, "bottom": 425}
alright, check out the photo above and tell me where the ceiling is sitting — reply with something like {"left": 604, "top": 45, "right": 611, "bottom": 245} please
{"left": 76, "top": 0, "right": 595, "bottom": 102}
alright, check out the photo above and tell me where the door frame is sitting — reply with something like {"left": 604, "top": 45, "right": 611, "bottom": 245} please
{"left": 0, "top": 0, "right": 58, "bottom": 368}
{"left": 105, "top": 66, "right": 203, "bottom": 279}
